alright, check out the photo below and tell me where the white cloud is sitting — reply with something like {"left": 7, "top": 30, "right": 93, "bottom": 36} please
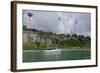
{"left": 23, "top": 10, "right": 91, "bottom": 36}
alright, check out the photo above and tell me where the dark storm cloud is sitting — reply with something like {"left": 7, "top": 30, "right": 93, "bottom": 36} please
{"left": 23, "top": 10, "right": 91, "bottom": 36}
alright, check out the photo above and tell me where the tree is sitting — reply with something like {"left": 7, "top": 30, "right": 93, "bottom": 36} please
{"left": 72, "top": 34, "right": 78, "bottom": 38}
{"left": 32, "top": 28, "right": 37, "bottom": 32}
{"left": 23, "top": 25, "right": 27, "bottom": 30}
{"left": 78, "top": 35, "right": 85, "bottom": 41}
{"left": 85, "top": 36, "right": 91, "bottom": 41}
{"left": 66, "top": 34, "right": 71, "bottom": 38}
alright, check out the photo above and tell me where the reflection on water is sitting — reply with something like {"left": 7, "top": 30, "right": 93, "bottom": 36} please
{"left": 23, "top": 49, "right": 91, "bottom": 62}
{"left": 42, "top": 49, "right": 63, "bottom": 60}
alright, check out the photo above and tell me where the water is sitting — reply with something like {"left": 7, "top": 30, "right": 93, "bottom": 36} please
{"left": 23, "top": 49, "right": 91, "bottom": 62}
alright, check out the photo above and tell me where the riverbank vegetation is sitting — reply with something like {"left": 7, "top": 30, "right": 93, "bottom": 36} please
{"left": 23, "top": 25, "right": 91, "bottom": 50}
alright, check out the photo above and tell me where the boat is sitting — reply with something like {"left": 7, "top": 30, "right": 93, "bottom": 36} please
{"left": 44, "top": 45, "right": 61, "bottom": 51}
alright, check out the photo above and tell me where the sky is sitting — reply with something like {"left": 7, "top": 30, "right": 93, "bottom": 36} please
{"left": 22, "top": 10, "right": 91, "bottom": 36}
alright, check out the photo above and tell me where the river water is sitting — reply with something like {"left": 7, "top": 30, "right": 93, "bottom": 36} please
{"left": 23, "top": 49, "right": 91, "bottom": 62}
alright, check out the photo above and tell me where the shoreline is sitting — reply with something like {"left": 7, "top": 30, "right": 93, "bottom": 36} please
{"left": 23, "top": 49, "right": 90, "bottom": 52}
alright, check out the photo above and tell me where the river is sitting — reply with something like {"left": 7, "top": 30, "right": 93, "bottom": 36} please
{"left": 23, "top": 49, "right": 91, "bottom": 62}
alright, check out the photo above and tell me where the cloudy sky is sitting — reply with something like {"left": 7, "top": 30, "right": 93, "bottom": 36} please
{"left": 22, "top": 10, "right": 91, "bottom": 36}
